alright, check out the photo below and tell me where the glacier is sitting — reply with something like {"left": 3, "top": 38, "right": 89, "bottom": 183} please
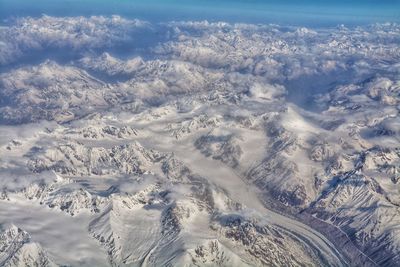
{"left": 0, "top": 13, "right": 399, "bottom": 267}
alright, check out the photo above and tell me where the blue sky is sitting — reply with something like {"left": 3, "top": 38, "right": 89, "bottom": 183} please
{"left": 0, "top": 0, "right": 399, "bottom": 27}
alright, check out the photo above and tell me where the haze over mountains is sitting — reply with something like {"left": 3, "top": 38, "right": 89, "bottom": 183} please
{"left": 0, "top": 1, "right": 399, "bottom": 266}
{"left": 1, "top": 0, "right": 400, "bottom": 26}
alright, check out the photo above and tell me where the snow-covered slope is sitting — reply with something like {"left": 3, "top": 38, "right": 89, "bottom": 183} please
{"left": 0, "top": 224, "right": 57, "bottom": 267}
{"left": 0, "top": 15, "right": 399, "bottom": 266}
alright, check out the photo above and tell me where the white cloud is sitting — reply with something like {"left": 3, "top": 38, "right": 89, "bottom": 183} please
{"left": 0, "top": 15, "right": 149, "bottom": 65}
{"left": 249, "top": 83, "right": 286, "bottom": 100}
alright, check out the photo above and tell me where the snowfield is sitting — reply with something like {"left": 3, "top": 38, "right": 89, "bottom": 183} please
{"left": 0, "top": 15, "right": 399, "bottom": 266}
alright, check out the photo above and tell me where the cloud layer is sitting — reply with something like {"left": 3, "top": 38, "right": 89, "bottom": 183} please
{"left": 0, "top": 15, "right": 149, "bottom": 65}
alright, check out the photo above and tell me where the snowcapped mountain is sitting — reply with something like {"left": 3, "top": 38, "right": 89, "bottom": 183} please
{"left": 0, "top": 15, "right": 399, "bottom": 266}
{"left": 0, "top": 225, "right": 56, "bottom": 267}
